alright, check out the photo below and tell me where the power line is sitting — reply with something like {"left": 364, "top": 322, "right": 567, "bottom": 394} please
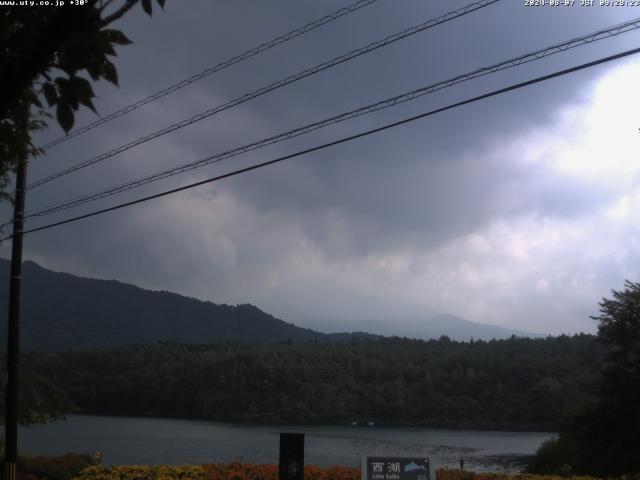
{"left": 37, "top": 0, "right": 381, "bottom": 151}
{"left": 26, "top": 0, "right": 499, "bottom": 191}
{"left": 11, "top": 46, "right": 640, "bottom": 239}
{"left": 19, "top": 17, "right": 640, "bottom": 222}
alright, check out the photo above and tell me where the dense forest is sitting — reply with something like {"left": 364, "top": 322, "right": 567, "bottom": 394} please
{"left": 17, "top": 334, "right": 599, "bottom": 431}
{"left": 527, "top": 281, "right": 640, "bottom": 476}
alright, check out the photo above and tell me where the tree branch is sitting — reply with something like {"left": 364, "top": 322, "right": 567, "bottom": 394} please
{"left": 99, "top": 0, "right": 139, "bottom": 28}
{"left": 99, "top": 0, "right": 119, "bottom": 14}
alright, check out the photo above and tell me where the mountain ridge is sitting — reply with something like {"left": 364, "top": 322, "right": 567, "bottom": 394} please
{"left": 0, "top": 258, "right": 539, "bottom": 350}
{"left": 304, "top": 312, "right": 543, "bottom": 341}
{"left": 0, "top": 258, "right": 378, "bottom": 350}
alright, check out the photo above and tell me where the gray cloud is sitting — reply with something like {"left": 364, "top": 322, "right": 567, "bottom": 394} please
{"left": 3, "top": 0, "right": 640, "bottom": 335}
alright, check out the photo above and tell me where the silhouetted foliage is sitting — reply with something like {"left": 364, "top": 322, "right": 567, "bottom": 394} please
{"left": 528, "top": 281, "right": 640, "bottom": 476}
{"left": 0, "top": 0, "right": 165, "bottom": 199}
{"left": 0, "top": 451, "right": 93, "bottom": 480}
{"left": 0, "top": 365, "right": 75, "bottom": 426}
{"left": 0, "top": 1, "right": 166, "bottom": 427}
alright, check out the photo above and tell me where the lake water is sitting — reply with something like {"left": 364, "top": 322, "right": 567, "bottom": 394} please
{"left": 18, "top": 415, "right": 554, "bottom": 472}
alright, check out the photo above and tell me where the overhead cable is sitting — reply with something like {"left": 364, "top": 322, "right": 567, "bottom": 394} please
{"left": 11, "top": 45, "right": 640, "bottom": 239}
{"left": 27, "top": 0, "right": 499, "bottom": 190}
{"left": 38, "top": 0, "right": 382, "bottom": 151}
{"left": 19, "top": 17, "right": 640, "bottom": 221}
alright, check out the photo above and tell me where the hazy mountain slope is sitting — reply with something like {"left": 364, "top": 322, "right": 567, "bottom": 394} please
{"left": 398, "top": 313, "right": 543, "bottom": 340}
{"left": 0, "top": 258, "right": 537, "bottom": 350}
{"left": 0, "top": 259, "right": 375, "bottom": 350}
{"left": 305, "top": 313, "right": 543, "bottom": 341}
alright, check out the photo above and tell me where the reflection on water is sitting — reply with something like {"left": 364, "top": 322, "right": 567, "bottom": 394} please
{"left": 19, "top": 415, "right": 554, "bottom": 472}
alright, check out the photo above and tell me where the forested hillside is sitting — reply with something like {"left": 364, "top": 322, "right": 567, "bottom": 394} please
{"left": 20, "top": 334, "right": 599, "bottom": 430}
{"left": 0, "top": 259, "right": 375, "bottom": 349}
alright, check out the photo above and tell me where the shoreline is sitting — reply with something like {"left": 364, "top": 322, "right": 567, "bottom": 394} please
{"left": 18, "top": 414, "right": 553, "bottom": 471}
{"left": 61, "top": 413, "right": 557, "bottom": 435}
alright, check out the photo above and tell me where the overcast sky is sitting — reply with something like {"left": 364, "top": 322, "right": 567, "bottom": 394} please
{"left": 2, "top": 0, "right": 640, "bottom": 335}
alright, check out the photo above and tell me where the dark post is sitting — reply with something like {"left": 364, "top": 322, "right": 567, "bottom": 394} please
{"left": 4, "top": 156, "right": 27, "bottom": 480}
{"left": 279, "top": 433, "right": 304, "bottom": 480}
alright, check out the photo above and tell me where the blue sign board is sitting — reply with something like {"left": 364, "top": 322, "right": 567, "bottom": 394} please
{"left": 362, "top": 456, "right": 431, "bottom": 480}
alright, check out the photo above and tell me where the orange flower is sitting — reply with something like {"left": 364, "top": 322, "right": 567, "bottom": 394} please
{"left": 201, "top": 463, "right": 359, "bottom": 480}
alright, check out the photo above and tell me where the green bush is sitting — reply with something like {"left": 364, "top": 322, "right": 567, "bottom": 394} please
{"left": 526, "top": 437, "right": 578, "bottom": 475}
{"left": 17, "top": 453, "right": 94, "bottom": 480}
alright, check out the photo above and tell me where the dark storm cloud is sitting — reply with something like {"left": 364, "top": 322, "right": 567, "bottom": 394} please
{"left": 3, "top": 0, "right": 640, "bottom": 333}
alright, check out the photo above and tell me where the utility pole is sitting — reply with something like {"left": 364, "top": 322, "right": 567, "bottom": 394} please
{"left": 4, "top": 156, "right": 27, "bottom": 480}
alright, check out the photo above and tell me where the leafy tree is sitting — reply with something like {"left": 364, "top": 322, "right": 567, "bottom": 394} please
{"left": 0, "top": 366, "right": 75, "bottom": 426}
{"left": 587, "top": 280, "right": 640, "bottom": 474}
{"left": 0, "top": 0, "right": 166, "bottom": 200}
{"left": 528, "top": 281, "right": 640, "bottom": 476}
{"left": 1, "top": 0, "right": 166, "bottom": 425}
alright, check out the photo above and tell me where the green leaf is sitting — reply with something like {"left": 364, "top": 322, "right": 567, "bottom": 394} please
{"left": 89, "top": 31, "right": 116, "bottom": 57}
{"left": 81, "top": 96, "right": 97, "bottom": 114}
{"left": 55, "top": 77, "right": 79, "bottom": 110}
{"left": 101, "top": 59, "right": 118, "bottom": 86}
{"left": 69, "top": 76, "right": 93, "bottom": 99}
{"left": 69, "top": 76, "right": 97, "bottom": 114}
{"left": 56, "top": 101, "right": 74, "bottom": 133}
{"left": 102, "top": 41, "right": 116, "bottom": 56}
{"left": 57, "top": 35, "right": 92, "bottom": 74}
{"left": 141, "top": 0, "right": 152, "bottom": 15}
{"left": 102, "top": 29, "right": 133, "bottom": 46}
{"left": 85, "top": 55, "right": 102, "bottom": 81}
{"left": 42, "top": 82, "right": 58, "bottom": 107}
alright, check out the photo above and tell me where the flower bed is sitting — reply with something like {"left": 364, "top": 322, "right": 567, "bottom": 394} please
{"left": 69, "top": 464, "right": 631, "bottom": 480}
{"left": 71, "top": 463, "right": 360, "bottom": 480}
{"left": 72, "top": 464, "right": 207, "bottom": 480}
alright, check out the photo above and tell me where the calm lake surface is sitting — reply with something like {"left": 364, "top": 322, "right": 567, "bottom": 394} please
{"left": 19, "top": 415, "right": 554, "bottom": 472}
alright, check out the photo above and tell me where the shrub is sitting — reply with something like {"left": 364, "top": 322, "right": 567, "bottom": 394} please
{"left": 71, "top": 463, "right": 360, "bottom": 480}
{"left": 73, "top": 465, "right": 207, "bottom": 480}
{"left": 18, "top": 453, "right": 94, "bottom": 480}
{"left": 435, "top": 468, "right": 599, "bottom": 480}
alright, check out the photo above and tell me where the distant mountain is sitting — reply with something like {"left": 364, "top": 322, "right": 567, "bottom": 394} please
{"left": 0, "top": 259, "right": 376, "bottom": 351}
{"left": 305, "top": 313, "right": 543, "bottom": 341}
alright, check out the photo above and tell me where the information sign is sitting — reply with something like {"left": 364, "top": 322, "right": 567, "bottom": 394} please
{"left": 362, "top": 456, "right": 430, "bottom": 480}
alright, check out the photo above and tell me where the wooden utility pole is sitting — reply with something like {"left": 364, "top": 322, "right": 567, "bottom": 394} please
{"left": 4, "top": 156, "right": 27, "bottom": 480}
